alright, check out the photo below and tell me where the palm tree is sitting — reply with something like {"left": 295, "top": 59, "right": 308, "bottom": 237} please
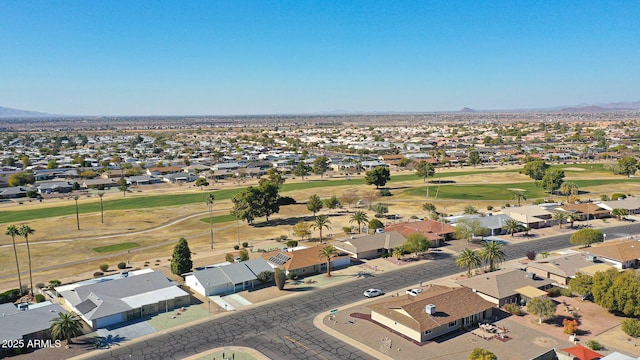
{"left": 50, "top": 312, "right": 84, "bottom": 345}
{"left": 97, "top": 191, "right": 105, "bottom": 223}
{"left": 318, "top": 245, "right": 338, "bottom": 277}
{"left": 456, "top": 248, "right": 482, "bottom": 277}
{"left": 392, "top": 246, "right": 404, "bottom": 264}
{"left": 503, "top": 219, "right": 521, "bottom": 237}
{"left": 206, "top": 193, "right": 215, "bottom": 249}
{"left": 552, "top": 212, "right": 567, "bottom": 229}
{"left": 511, "top": 191, "right": 527, "bottom": 207}
{"left": 567, "top": 213, "right": 578, "bottom": 228}
{"left": 560, "top": 182, "right": 579, "bottom": 203}
{"left": 6, "top": 225, "right": 23, "bottom": 296}
{"left": 72, "top": 195, "right": 80, "bottom": 230}
{"left": 18, "top": 225, "right": 35, "bottom": 296}
{"left": 311, "top": 215, "right": 332, "bottom": 243}
{"left": 349, "top": 210, "right": 369, "bottom": 234}
{"left": 480, "top": 241, "right": 506, "bottom": 272}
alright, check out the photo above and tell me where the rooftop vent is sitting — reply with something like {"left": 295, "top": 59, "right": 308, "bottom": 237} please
{"left": 425, "top": 304, "right": 436, "bottom": 315}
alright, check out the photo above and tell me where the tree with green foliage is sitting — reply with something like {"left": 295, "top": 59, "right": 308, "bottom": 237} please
{"left": 503, "top": 219, "right": 522, "bottom": 236}
{"left": 365, "top": 166, "right": 391, "bottom": 189}
{"left": 622, "top": 318, "right": 640, "bottom": 338}
{"left": 265, "top": 168, "right": 286, "bottom": 187}
{"left": 552, "top": 212, "right": 567, "bottom": 229}
{"left": 349, "top": 210, "right": 369, "bottom": 233}
{"left": 608, "top": 270, "right": 640, "bottom": 316}
{"left": 18, "top": 225, "right": 35, "bottom": 296}
{"left": 592, "top": 268, "right": 619, "bottom": 311}
{"left": 611, "top": 208, "right": 629, "bottom": 220}
{"left": 369, "top": 202, "right": 389, "bottom": 218}
{"left": 456, "top": 248, "right": 482, "bottom": 277}
{"left": 560, "top": 182, "right": 579, "bottom": 202}
{"left": 455, "top": 219, "right": 480, "bottom": 243}
{"left": 523, "top": 160, "right": 549, "bottom": 180}
{"left": 569, "top": 272, "right": 594, "bottom": 299}
{"left": 311, "top": 215, "right": 332, "bottom": 243}
{"left": 6, "top": 225, "right": 23, "bottom": 296}
{"left": 468, "top": 150, "right": 481, "bottom": 167}
{"left": 415, "top": 160, "right": 436, "bottom": 198}
{"left": 526, "top": 296, "right": 557, "bottom": 324}
{"left": 50, "top": 312, "right": 83, "bottom": 345}
{"left": 274, "top": 268, "right": 287, "bottom": 290}
{"left": 239, "top": 249, "right": 249, "bottom": 261}
{"left": 293, "top": 161, "right": 312, "bottom": 180}
{"left": 617, "top": 155, "right": 638, "bottom": 176}
{"left": 480, "top": 241, "right": 506, "bottom": 272}
{"left": 511, "top": 191, "right": 527, "bottom": 207}
{"left": 463, "top": 205, "right": 478, "bottom": 214}
{"left": 47, "top": 159, "right": 59, "bottom": 169}
{"left": 292, "top": 221, "right": 311, "bottom": 240}
{"left": 570, "top": 228, "right": 604, "bottom": 247}
{"left": 8, "top": 171, "right": 35, "bottom": 186}
{"left": 307, "top": 194, "right": 324, "bottom": 216}
{"left": 231, "top": 187, "right": 259, "bottom": 225}
{"left": 195, "top": 177, "right": 209, "bottom": 189}
{"left": 206, "top": 193, "right": 215, "bottom": 249}
{"left": 322, "top": 195, "right": 340, "bottom": 210}
{"left": 469, "top": 348, "right": 497, "bottom": 360}
{"left": 422, "top": 202, "right": 436, "bottom": 213}
{"left": 392, "top": 247, "right": 404, "bottom": 264}
{"left": 318, "top": 245, "right": 338, "bottom": 277}
{"left": 368, "top": 218, "right": 384, "bottom": 231}
{"left": 257, "top": 181, "right": 281, "bottom": 222}
{"left": 170, "top": 238, "right": 193, "bottom": 276}
{"left": 539, "top": 168, "right": 565, "bottom": 198}
{"left": 313, "top": 156, "right": 330, "bottom": 177}
{"left": 611, "top": 193, "right": 627, "bottom": 200}
{"left": 117, "top": 177, "right": 130, "bottom": 196}
{"left": 404, "top": 233, "right": 430, "bottom": 257}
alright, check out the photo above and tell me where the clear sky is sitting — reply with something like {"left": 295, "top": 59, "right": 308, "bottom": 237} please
{"left": 1, "top": 1, "right": 639, "bottom": 116}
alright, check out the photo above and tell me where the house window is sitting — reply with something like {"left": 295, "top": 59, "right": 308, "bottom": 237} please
{"left": 448, "top": 321, "right": 457, "bottom": 328}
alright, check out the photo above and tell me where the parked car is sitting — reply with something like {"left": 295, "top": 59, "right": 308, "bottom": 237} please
{"left": 363, "top": 288, "right": 383, "bottom": 298}
{"left": 406, "top": 288, "right": 423, "bottom": 296}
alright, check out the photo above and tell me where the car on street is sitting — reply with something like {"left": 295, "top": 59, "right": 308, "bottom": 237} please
{"left": 363, "top": 288, "right": 383, "bottom": 298}
{"left": 406, "top": 288, "right": 423, "bottom": 296}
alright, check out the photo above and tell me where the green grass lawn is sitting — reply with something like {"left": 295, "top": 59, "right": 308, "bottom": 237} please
{"left": 93, "top": 242, "right": 140, "bottom": 253}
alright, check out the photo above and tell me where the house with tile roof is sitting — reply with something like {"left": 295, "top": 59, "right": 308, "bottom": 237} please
{"left": 457, "top": 268, "right": 553, "bottom": 306}
{"left": 184, "top": 258, "right": 274, "bottom": 296}
{"left": 556, "top": 203, "right": 611, "bottom": 221}
{"left": 261, "top": 245, "right": 350, "bottom": 277}
{"left": 501, "top": 205, "right": 553, "bottom": 229}
{"left": 384, "top": 220, "right": 456, "bottom": 247}
{"left": 57, "top": 270, "right": 190, "bottom": 329}
{"left": 585, "top": 239, "right": 640, "bottom": 269}
{"left": 368, "top": 285, "right": 494, "bottom": 342}
{"left": 333, "top": 231, "right": 406, "bottom": 259}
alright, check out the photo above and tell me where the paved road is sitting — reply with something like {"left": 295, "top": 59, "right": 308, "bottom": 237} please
{"left": 88, "top": 223, "right": 640, "bottom": 360}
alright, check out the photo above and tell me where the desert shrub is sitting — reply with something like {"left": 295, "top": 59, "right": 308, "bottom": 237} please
{"left": 35, "top": 294, "right": 45, "bottom": 303}
{"left": 277, "top": 196, "right": 296, "bottom": 205}
{"left": 287, "top": 272, "right": 297, "bottom": 280}
{"left": 225, "top": 253, "right": 235, "bottom": 263}
{"left": 503, "top": 303, "right": 522, "bottom": 316}
{"left": 257, "top": 270, "right": 273, "bottom": 283}
{"left": 504, "top": 203, "right": 511, "bottom": 208}
{"left": 233, "top": 245, "right": 240, "bottom": 250}
{"left": 0, "top": 289, "right": 20, "bottom": 304}
{"left": 242, "top": 242, "right": 249, "bottom": 248}
{"left": 526, "top": 250, "right": 537, "bottom": 260}
{"left": 279, "top": 235, "right": 288, "bottom": 241}
{"left": 560, "top": 288, "right": 573, "bottom": 297}
{"left": 48, "top": 280, "right": 61, "bottom": 288}
{"left": 381, "top": 253, "right": 391, "bottom": 258}
{"left": 35, "top": 282, "right": 45, "bottom": 289}
{"left": 586, "top": 340, "right": 603, "bottom": 350}
{"left": 547, "top": 287, "right": 562, "bottom": 297}
{"left": 99, "top": 264, "right": 109, "bottom": 272}
{"left": 611, "top": 193, "right": 627, "bottom": 200}
{"left": 486, "top": 205, "right": 493, "bottom": 211}
{"left": 286, "top": 240, "right": 298, "bottom": 248}
{"left": 117, "top": 262, "right": 127, "bottom": 269}
{"left": 534, "top": 198, "right": 545, "bottom": 205}
{"left": 93, "top": 272, "right": 104, "bottom": 277}
{"left": 274, "top": 268, "right": 286, "bottom": 290}
{"left": 622, "top": 318, "right": 640, "bottom": 338}
{"left": 239, "top": 249, "right": 249, "bottom": 261}
{"left": 343, "top": 227, "right": 352, "bottom": 234}
{"left": 379, "top": 189, "right": 392, "bottom": 196}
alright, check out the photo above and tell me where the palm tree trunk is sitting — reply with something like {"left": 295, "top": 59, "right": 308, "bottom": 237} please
{"left": 26, "top": 235, "right": 33, "bottom": 296}
{"left": 11, "top": 237, "right": 23, "bottom": 296}
{"left": 326, "top": 258, "right": 332, "bottom": 277}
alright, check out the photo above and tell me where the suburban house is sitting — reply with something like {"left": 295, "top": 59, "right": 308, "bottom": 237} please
{"left": 526, "top": 252, "right": 602, "bottom": 286}
{"left": 368, "top": 285, "right": 494, "bottom": 342}
{"left": 0, "top": 186, "right": 30, "bottom": 199}
{"left": 161, "top": 172, "right": 197, "bottom": 184}
{"left": 501, "top": 205, "right": 553, "bottom": 229}
{"left": 184, "top": 258, "right": 274, "bottom": 297}
{"left": 56, "top": 270, "right": 190, "bottom": 329}
{"left": 126, "top": 175, "right": 162, "bottom": 186}
{"left": 146, "top": 166, "right": 183, "bottom": 176}
{"left": 585, "top": 239, "right": 640, "bottom": 269}
{"left": 36, "top": 181, "right": 73, "bottom": 194}
{"left": 555, "top": 203, "right": 610, "bottom": 221}
{"left": 597, "top": 197, "right": 640, "bottom": 215}
{"left": 332, "top": 231, "right": 407, "bottom": 259}
{"left": 446, "top": 214, "right": 515, "bottom": 236}
{"left": 457, "top": 268, "right": 553, "bottom": 306}
{"left": 384, "top": 220, "right": 456, "bottom": 247}
{"left": 0, "top": 302, "right": 65, "bottom": 347}
{"left": 261, "top": 245, "right": 350, "bottom": 277}
{"left": 81, "top": 178, "right": 116, "bottom": 189}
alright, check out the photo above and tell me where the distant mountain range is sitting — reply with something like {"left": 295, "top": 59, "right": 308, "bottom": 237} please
{"left": 0, "top": 106, "right": 56, "bottom": 118}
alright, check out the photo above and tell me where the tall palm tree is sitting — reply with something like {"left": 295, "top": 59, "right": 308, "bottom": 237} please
{"left": 50, "top": 312, "right": 84, "bottom": 345}
{"left": 560, "top": 182, "right": 579, "bottom": 203}
{"left": 567, "top": 213, "right": 578, "bottom": 228}
{"left": 311, "top": 215, "right": 332, "bottom": 243}
{"left": 511, "top": 191, "right": 527, "bottom": 207}
{"left": 455, "top": 248, "right": 482, "bottom": 277}
{"left": 552, "top": 212, "right": 567, "bottom": 229}
{"left": 503, "top": 219, "right": 521, "bottom": 237}
{"left": 72, "top": 195, "right": 80, "bottom": 230}
{"left": 6, "top": 225, "right": 23, "bottom": 296}
{"left": 349, "top": 210, "right": 369, "bottom": 234}
{"left": 18, "top": 225, "right": 35, "bottom": 296}
{"left": 206, "top": 193, "right": 215, "bottom": 249}
{"left": 97, "top": 191, "right": 105, "bottom": 223}
{"left": 480, "top": 241, "right": 506, "bottom": 272}
{"left": 318, "top": 245, "right": 338, "bottom": 277}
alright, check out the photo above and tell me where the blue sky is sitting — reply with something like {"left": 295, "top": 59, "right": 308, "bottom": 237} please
{"left": 1, "top": 1, "right": 638, "bottom": 115}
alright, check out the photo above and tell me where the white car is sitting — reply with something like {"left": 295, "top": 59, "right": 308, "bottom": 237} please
{"left": 363, "top": 288, "right": 383, "bottom": 298}
{"left": 406, "top": 288, "right": 423, "bottom": 296}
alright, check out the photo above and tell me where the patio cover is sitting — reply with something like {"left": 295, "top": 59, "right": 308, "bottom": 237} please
{"left": 560, "top": 344, "right": 603, "bottom": 360}
{"left": 515, "top": 285, "right": 547, "bottom": 299}
{"left": 578, "top": 263, "right": 616, "bottom": 277}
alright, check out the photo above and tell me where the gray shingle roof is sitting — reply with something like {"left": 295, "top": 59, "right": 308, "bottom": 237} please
{"left": 0, "top": 303, "right": 65, "bottom": 341}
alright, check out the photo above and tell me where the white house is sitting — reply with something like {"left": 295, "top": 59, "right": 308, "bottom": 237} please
{"left": 184, "top": 259, "right": 274, "bottom": 297}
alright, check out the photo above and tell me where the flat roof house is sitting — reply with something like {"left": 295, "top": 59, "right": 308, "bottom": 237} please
{"left": 384, "top": 220, "right": 456, "bottom": 247}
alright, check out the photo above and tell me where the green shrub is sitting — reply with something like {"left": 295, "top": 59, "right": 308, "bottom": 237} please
{"left": 379, "top": 189, "right": 392, "bottom": 197}
{"left": 560, "top": 288, "right": 573, "bottom": 297}
{"left": 117, "top": 262, "right": 127, "bottom": 269}
{"left": 233, "top": 245, "right": 240, "bottom": 250}
{"left": 35, "top": 282, "right": 45, "bottom": 289}
{"left": 287, "top": 272, "right": 297, "bottom": 280}
{"left": 503, "top": 303, "right": 522, "bottom": 316}
{"left": 93, "top": 272, "right": 104, "bottom": 278}
{"left": 286, "top": 240, "right": 298, "bottom": 248}
{"left": 99, "top": 264, "right": 109, "bottom": 272}
{"left": 586, "top": 340, "right": 603, "bottom": 350}
{"left": 225, "top": 253, "right": 235, "bottom": 263}
{"left": 242, "top": 242, "right": 249, "bottom": 248}
{"left": 279, "top": 235, "right": 288, "bottom": 241}
{"left": 48, "top": 280, "right": 61, "bottom": 288}
{"left": 343, "top": 227, "right": 352, "bottom": 234}
{"left": 612, "top": 193, "right": 627, "bottom": 200}
{"left": 257, "top": 271, "right": 273, "bottom": 283}
{"left": 622, "top": 318, "right": 640, "bottom": 338}
{"left": 486, "top": 205, "right": 493, "bottom": 211}
{"left": 35, "top": 294, "right": 45, "bottom": 303}
{"left": 0, "top": 289, "right": 20, "bottom": 304}
{"left": 547, "top": 287, "right": 563, "bottom": 297}
{"left": 504, "top": 203, "right": 511, "bottom": 207}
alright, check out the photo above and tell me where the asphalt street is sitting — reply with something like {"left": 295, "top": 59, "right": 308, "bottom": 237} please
{"left": 88, "top": 223, "right": 640, "bottom": 360}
